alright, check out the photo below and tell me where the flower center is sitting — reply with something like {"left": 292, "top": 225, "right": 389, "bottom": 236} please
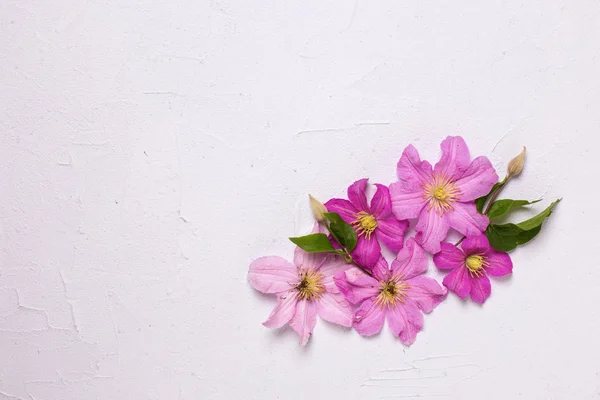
{"left": 375, "top": 277, "right": 409, "bottom": 309}
{"left": 424, "top": 174, "right": 461, "bottom": 215}
{"left": 352, "top": 211, "right": 378, "bottom": 239}
{"left": 465, "top": 254, "right": 487, "bottom": 277}
{"left": 295, "top": 269, "right": 325, "bottom": 301}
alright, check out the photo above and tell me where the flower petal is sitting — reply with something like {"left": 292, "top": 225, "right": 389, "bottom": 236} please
{"left": 370, "top": 184, "right": 392, "bottom": 217}
{"left": 347, "top": 178, "right": 370, "bottom": 212}
{"left": 442, "top": 266, "right": 471, "bottom": 300}
{"left": 389, "top": 181, "right": 427, "bottom": 220}
{"left": 406, "top": 276, "right": 448, "bottom": 313}
{"left": 387, "top": 301, "right": 424, "bottom": 345}
{"left": 391, "top": 238, "right": 428, "bottom": 279}
{"left": 334, "top": 268, "right": 380, "bottom": 305}
{"left": 454, "top": 156, "right": 499, "bottom": 202}
{"left": 248, "top": 256, "right": 298, "bottom": 294}
{"left": 396, "top": 144, "right": 434, "bottom": 185}
{"left": 324, "top": 198, "right": 357, "bottom": 224}
{"left": 469, "top": 274, "right": 492, "bottom": 304}
{"left": 371, "top": 255, "right": 390, "bottom": 281}
{"left": 446, "top": 202, "right": 489, "bottom": 237}
{"left": 433, "top": 242, "right": 465, "bottom": 270}
{"left": 263, "top": 291, "right": 298, "bottom": 328}
{"left": 352, "top": 235, "right": 381, "bottom": 270}
{"left": 319, "top": 257, "right": 352, "bottom": 292}
{"left": 316, "top": 292, "right": 354, "bottom": 327}
{"left": 460, "top": 234, "right": 491, "bottom": 255}
{"left": 376, "top": 217, "right": 409, "bottom": 253}
{"left": 289, "top": 299, "right": 318, "bottom": 346}
{"left": 484, "top": 250, "right": 513, "bottom": 277}
{"left": 434, "top": 136, "right": 471, "bottom": 179}
{"left": 353, "top": 298, "right": 386, "bottom": 336}
{"left": 415, "top": 208, "right": 449, "bottom": 254}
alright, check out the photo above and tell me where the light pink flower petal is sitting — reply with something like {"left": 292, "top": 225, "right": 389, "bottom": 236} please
{"left": 396, "top": 144, "right": 434, "bottom": 184}
{"left": 390, "top": 181, "right": 427, "bottom": 220}
{"left": 376, "top": 217, "right": 409, "bottom": 253}
{"left": 353, "top": 298, "right": 386, "bottom": 336}
{"left": 352, "top": 235, "right": 381, "bottom": 270}
{"left": 415, "top": 208, "right": 449, "bottom": 254}
{"left": 347, "top": 178, "right": 370, "bottom": 212}
{"left": 442, "top": 266, "right": 471, "bottom": 300}
{"left": 316, "top": 292, "right": 354, "bottom": 327}
{"left": 460, "top": 234, "right": 491, "bottom": 255}
{"left": 248, "top": 256, "right": 298, "bottom": 294}
{"left": 289, "top": 299, "right": 318, "bottom": 346}
{"left": 469, "top": 274, "right": 492, "bottom": 304}
{"left": 406, "top": 276, "right": 448, "bottom": 313}
{"left": 294, "top": 247, "right": 327, "bottom": 272}
{"left": 324, "top": 198, "right": 358, "bottom": 224}
{"left": 371, "top": 255, "right": 390, "bottom": 281}
{"left": 446, "top": 202, "right": 489, "bottom": 237}
{"left": 263, "top": 291, "right": 298, "bottom": 328}
{"left": 370, "top": 184, "right": 392, "bottom": 217}
{"left": 391, "top": 238, "right": 428, "bottom": 279}
{"left": 387, "top": 301, "right": 424, "bottom": 345}
{"left": 334, "top": 268, "right": 380, "bottom": 305}
{"left": 484, "top": 250, "right": 513, "bottom": 277}
{"left": 454, "top": 156, "right": 499, "bottom": 201}
{"left": 433, "top": 242, "right": 465, "bottom": 270}
{"left": 319, "top": 257, "right": 352, "bottom": 292}
{"left": 434, "top": 136, "right": 471, "bottom": 179}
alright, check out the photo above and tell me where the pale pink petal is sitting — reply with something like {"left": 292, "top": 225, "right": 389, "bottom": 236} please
{"left": 248, "top": 256, "right": 298, "bottom": 294}
{"left": 316, "top": 292, "right": 354, "bottom": 327}
{"left": 433, "top": 242, "right": 465, "bottom": 270}
{"left": 353, "top": 298, "right": 386, "bottom": 336}
{"left": 387, "top": 301, "right": 424, "bottom": 345}
{"left": 289, "top": 299, "right": 318, "bottom": 346}
{"left": 415, "top": 208, "right": 449, "bottom": 254}
{"left": 406, "top": 276, "right": 448, "bottom": 313}
{"left": 454, "top": 156, "right": 498, "bottom": 201}
{"left": 396, "top": 144, "right": 434, "bottom": 184}
{"left": 469, "top": 274, "right": 492, "bottom": 304}
{"left": 324, "top": 198, "right": 357, "bottom": 224}
{"left": 442, "top": 266, "right": 471, "bottom": 300}
{"left": 263, "top": 291, "right": 298, "bottom": 328}
{"left": 460, "top": 234, "right": 491, "bottom": 255}
{"left": 352, "top": 235, "right": 381, "bottom": 270}
{"left": 391, "top": 238, "right": 428, "bottom": 279}
{"left": 347, "top": 178, "right": 370, "bottom": 212}
{"left": 371, "top": 255, "right": 390, "bottom": 281}
{"left": 370, "top": 184, "right": 392, "bottom": 217}
{"left": 390, "top": 181, "right": 427, "bottom": 220}
{"left": 319, "top": 257, "right": 352, "bottom": 292}
{"left": 433, "top": 136, "right": 471, "bottom": 180}
{"left": 446, "top": 202, "right": 489, "bottom": 237}
{"left": 484, "top": 250, "right": 513, "bottom": 277}
{"left": 375, "top": 217, "right": 408, "bottom": 253}
{"left": 294, "top": 247, "right": 328, "bottom": 272}
{"left": 334, "top": 268, "right": 380, "bottom": 305}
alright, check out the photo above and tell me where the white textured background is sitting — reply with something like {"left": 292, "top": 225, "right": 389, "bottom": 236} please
{"left": 1, "top": 1, "right": 599, "bottom": 399}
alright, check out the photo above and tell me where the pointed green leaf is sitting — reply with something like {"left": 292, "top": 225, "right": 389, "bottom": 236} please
{"left": 289, "top": 233, "right": 335, "bottom": 253}
{"left": 323, "top": 212, "right": 358, "bottom": 252}
{"left": 516, "top": 199, "right": 561, "bottom": 230}
{"left": 487, "top": 199, "right": 541, "bottom": 219}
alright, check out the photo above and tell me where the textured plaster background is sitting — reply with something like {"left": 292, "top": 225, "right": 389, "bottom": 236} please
{"left": 1, "top": 1, "right": 599, "bottom": 399}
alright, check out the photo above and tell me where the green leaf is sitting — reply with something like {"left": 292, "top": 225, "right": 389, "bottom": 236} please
{"left": 516, "top": 199, "right": 561, "bottom": 230}
{"left": 289, "top": 233, "right": 335, "bottom": 253}
{"left": 475, "top": 181, "right": 503, "bottom": 213}
{"left": 323, "top": 212, "right": 358, "bottom": 252}
{"left": 487, "top": 199, "right": 541, "bottom": 219}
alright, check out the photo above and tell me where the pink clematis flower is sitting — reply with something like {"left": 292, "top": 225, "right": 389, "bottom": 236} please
{"left": 389, "top": 136, "right": 498, "bottom": 254}
{"left": 248, "top": 226, "right": 354, "bottom": 345}
{"left": 325, "top": 178, "right": 409, "bottom": 269}
{"left": 334, "top": 239, "right": 447, "bottom": 345}
{"left": 433, "top": 234, "right": 513, "bottom": 304}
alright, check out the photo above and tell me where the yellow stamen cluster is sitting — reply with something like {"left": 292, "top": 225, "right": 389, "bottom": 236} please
{"left": 375, "top": 276, "right": 409, "bottom": 309}
{"left": 423, "top": 174, "right": 461, "bottom": 215}
{"left": 352, "top": 211, "right": 378, "bottom": 239}
{"left": 465, "top": 254, "right": 488, "bottom": 277}
{"left": 295, "top": 269, "right": 325, "bottom": 301}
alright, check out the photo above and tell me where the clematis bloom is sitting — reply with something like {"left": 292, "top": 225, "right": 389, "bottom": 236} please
{"left": 334, "top": 239, "right": 447, "bottom": 345}
{"left": 433, "top": 234, "right": 513, "bottom": 304}
{"left": 389, "top": 136, "right": 498, "bottom": 254}
{"left": 325, "top": 179, "right": 409, "bottom": 269}
{"left": 248, "top": 226, "right": 354, "bottom": 345}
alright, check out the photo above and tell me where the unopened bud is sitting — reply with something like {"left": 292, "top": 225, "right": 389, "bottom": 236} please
{"left": 507, "top": 146, "right": 526, "bottom": 178}
{"left": 309, "top": 195, "right": 328, "bottom": 222}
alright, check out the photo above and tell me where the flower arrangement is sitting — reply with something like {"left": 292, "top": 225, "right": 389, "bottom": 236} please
{"left": 249, "top": 136, "right": 560, "bottom": 345}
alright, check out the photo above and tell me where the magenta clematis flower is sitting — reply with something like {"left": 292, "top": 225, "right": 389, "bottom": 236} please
{"left": 334, "top": 239, "right": 447, "bottom": 345}
{"left": 248, "top": 226, "right": 354, "bottom": 345}
{"left": 325, "top": 178, "right": 409, "bottom": 269}
{"left": 433, "top": 234, "right": 513, "bottom": 304}
{"left": 389, "top": 136, "right": 498, "bottom": 254}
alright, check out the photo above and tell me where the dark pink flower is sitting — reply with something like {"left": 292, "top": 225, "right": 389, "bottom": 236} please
{"left": 334, "top": 239, "right": 446, "bottom": 345}
{"left": 389, "top": 136, "right": 498, "bottom": 254}
{"left": 325, "top": 179, "right": 409, "bottom": 269}
{"left": 433, "top": 234, "right": 513, "bottom": 304}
